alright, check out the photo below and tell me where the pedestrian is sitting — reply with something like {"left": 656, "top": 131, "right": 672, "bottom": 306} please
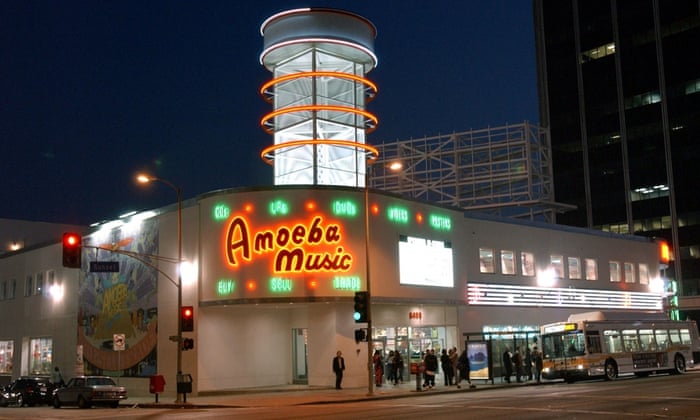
{"left": 386, "top": 350, "right": 395, "bottom": 384}
{"left": 502, "top": 347, "right": 513, "bottom": 383}
{"left": 532, "top": 346, "right": 544, "bottom": 384}
{"left": 513, "top": 347, "right": 523, "bottom": 382}
{"left": 332, "top": 350, "right": 345, "bottom": 390}
{"left": 393, "top": 350, "right": 404, "bottom": 384}
{"left": 449, "top": 346, "right": 459, "bottom": 385}
{"left": 440, "top": 349, "right": 453, "bottom": 386}
{"left": 423, "top": 349, "right": 438, "bottom": 389}
{"left": 52, "top": 366, "right": 65, "bottom": 387}
{"left": 455, "top": 349, "right": 473, "bottom": 388}
{"left": 373, "top": 349, "right": 384, "bottom": 386}
{"left": 525, "top": 346, "right": 533, "bottom": 381}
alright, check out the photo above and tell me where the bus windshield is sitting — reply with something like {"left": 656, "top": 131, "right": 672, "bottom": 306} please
{"left": 542, "top": 331, "right": 586, "bottom": 359}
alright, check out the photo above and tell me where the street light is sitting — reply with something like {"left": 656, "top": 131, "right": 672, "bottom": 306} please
{"left": 136, "top": 174, "right": 183, "bottom": 403}
{"left": 363, "top": 160, "right": 403, "bottom": 396}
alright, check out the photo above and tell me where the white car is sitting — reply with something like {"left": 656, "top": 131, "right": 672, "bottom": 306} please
{"left": 52, "top": 376, "right": 127, "bottom": 409}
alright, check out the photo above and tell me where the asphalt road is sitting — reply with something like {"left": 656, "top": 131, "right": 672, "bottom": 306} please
{"left": 1, "top": 371, "right": 699, "bottom": 419}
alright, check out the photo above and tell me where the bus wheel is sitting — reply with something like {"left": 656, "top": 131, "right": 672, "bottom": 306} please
{"left": 604, "top": 360, "right": 618, "bottom": 381}
{"left": 672, "top": 354, "right": 686, "bottom": 375}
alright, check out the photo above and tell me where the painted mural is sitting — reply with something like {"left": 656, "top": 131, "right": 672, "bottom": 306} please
{"left": 78, "top": 219, "right": 159, "bottom": 377}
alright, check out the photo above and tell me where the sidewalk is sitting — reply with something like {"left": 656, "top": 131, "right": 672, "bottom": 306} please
{"left": 131, "top": 377, "right": 530, "bottom": 409}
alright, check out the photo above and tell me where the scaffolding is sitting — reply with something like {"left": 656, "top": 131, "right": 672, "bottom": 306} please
{"left": 370, "top": 122, "right": 574, "bottom": 223}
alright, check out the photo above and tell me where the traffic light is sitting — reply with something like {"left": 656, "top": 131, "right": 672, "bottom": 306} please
{"left": 62, "top": 232, "right": 82, "bottom": 268}
{"left": 182, "top": 338, "right": 194, "bottom": 350}
{"left": 354, "top": 329, "right": 366, "bottom": 343}
{"left": 353, "top": 291, "right": 369, "bottom": 323}
{"left": 181, "top": 306, "right": 194, "bottom": 332}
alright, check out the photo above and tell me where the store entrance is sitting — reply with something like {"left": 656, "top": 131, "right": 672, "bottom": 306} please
{"left": 374, "top": 325, "right": 455, "bottom": 383}
{"left": 291, "top": 328, "right": 308, "bottom": 384}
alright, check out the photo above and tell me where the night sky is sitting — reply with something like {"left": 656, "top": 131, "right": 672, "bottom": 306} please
{"left": 1, "top": 1, "right": 538, "bottom": 225}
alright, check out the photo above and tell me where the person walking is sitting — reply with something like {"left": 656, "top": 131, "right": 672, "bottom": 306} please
{"left": 502, "top": 347, "right": 513, "bottom": 383}
{"left": 332, "top": 350, "right": 345, "bottom": 389}
{"left": 532, "top": 346, "right": 544, "bottom": 384}
{"left": 440, "top": 349, "right": 453, "bottom": 386}
{"left": 52, "top": 366, "right": 65, "bottom": 387}
{"left": 393, "top": 350, "right": 404, "bottom": 384}
{"left": 386, "top": 350, "right": 395, "bottom": 385}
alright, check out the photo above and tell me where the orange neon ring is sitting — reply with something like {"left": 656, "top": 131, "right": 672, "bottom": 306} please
{"left": 260, "top": 139, "right": 379, "bottom": 165}
{"left": 260, "top": 71, "right": 378, "bottom": 103}
{"left": 260, "top": 105, "right": 378, "bottom": 134}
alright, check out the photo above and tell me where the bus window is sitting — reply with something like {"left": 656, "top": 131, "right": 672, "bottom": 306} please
{"left": 680, "top": 329, "right": 691, "bottom": 345}
{"left": 604, "top": 330, "right": 622, "bottom": 353}
{"left": 669, "top": 329, "right": 681, "bottom": 345}
{"left": 622, "top": 330, "right": 640, "bottom": 352}
{"left": 638, "top": 329, "right": 656, "bottom": 351}
{"left": 586, "top": 331, "right": 601, "bottom": 353}
{"left": 655, "top": 329, "right": 669, "bottom": 350}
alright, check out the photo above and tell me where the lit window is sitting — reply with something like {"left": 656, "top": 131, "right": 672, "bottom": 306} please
{"left": 610, "top": 261, "right": 621, "bottom": 282}
{"left": 624, "top": 262, "right": 635, "bottom": 283}
{"left": 35, "top": 272, "right": 44, "bottom": 296}
{"left": 551, "top": 255, "right": 564, "bottom": 278}
{"left": 521, "top": 252, "right": 535, "bottom": 277}
{"left": 638, "top": 264, "right": 649, "bottom": 284}
{"left": 501, "top": 250, "right": 515, "bottom": 275}
{"left": 585, "top": 259, "right": 597, "bottom": 280}
{"left": 568, "top": 257, "right": 581, "bottom": 279}
{"left": 479, "top": 248, "right": 495, "bottom": 273}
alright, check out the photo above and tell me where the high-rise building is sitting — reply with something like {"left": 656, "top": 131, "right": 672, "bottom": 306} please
{"left": 534, "top": 0, "right": 700, "bottom": 318}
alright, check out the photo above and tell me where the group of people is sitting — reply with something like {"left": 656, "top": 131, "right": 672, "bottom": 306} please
{"left": 333, "top": 347, "right": 473, "bottom": 390}
{"left": 424, "top": 347, "right": 473, "bottom": 389}
{"left": 502, "top": 345, "right": 543, "bottom": 384}
{"left": 372, "top": 348, "right": 405, "bottom": 386}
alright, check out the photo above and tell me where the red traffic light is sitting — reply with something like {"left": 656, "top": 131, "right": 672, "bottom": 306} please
{"left": 62, "top": 232, "right": 82, "bottom": 268}
{"left": 181, "top": 305, "right": 194, "bottom": 332}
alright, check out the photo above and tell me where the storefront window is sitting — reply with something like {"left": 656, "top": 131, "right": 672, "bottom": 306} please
{"left": 0, "top": 341, "right": 13, "bottom": 373}
{"left": 29, "top": 338, "right": 52, "bottom": 375}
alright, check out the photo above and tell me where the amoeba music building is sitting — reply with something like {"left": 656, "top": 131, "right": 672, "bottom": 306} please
{"left": 0, "top": 185, "right": 667, "bottom": 396}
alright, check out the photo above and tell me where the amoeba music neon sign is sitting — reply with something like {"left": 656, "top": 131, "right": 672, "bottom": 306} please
{"left": 224, "top": 215, "right": 354, "bottom": 274}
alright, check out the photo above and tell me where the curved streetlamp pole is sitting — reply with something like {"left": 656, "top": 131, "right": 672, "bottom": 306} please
{"left": 137, "top": 174, "right": 183, "bottom": 404}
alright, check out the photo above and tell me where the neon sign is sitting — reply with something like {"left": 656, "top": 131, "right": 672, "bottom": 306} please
{"left": 387, "top": 206, "right": 409, "bottom": 224}
{"left": 332, "top": 276, "right": 361, "bottom": 291}
{"left": 213, "top": 204, "right": 231, "bottom": 221}
{"left": 331, "top": 199, "right": 359, "bottom": 217}
{"left": 269, "top": 199, "right": 289, "bottom": 216}
{"left": 270, "top": 277, "right": 293, "bottom": 293}
{"left": 429, "top": 214, "right": 452, "bottom": 231}
{"left": 225, "top": 215, "right": 354, "bottom": 274}
{"left": 217, "top": 279, "right": 236, "bottom": 296}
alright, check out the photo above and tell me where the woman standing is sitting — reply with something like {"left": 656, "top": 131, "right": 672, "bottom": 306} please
{"left": 373, "top": 349, "right": 384, "bottom": 387}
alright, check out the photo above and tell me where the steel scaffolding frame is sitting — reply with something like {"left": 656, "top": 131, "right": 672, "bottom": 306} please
{"left": 370, "top": 122, "right": 575, "bottom": 222}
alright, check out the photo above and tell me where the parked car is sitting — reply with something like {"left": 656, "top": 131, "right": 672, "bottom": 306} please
{"left": 0, "top": 376, "right": 56, "bottom": 407}
{"left": 52, "top": 376, "right": 127, "bottom": 408}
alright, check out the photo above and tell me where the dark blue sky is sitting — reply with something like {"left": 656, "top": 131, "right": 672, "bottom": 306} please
{"left": 1, "top": 1, "right": 538, "bottom": 225}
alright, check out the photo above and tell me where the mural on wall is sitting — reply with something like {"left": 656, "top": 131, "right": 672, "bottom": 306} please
{"left": 78, "top": 218, "right": 159, "bottom": 377}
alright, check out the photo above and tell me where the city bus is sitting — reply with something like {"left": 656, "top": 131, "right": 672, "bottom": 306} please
{"left": 539, "top": 311, "right": 699, "bottom": 382}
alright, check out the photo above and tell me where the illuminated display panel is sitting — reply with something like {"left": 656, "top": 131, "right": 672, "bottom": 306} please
{"left": 398, "top": 235, "right": 454, "bottom": 288}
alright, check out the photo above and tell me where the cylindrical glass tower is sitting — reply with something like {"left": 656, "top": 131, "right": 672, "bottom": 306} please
{"left": 259, "top": 8, "right": 379, "bottom": 187}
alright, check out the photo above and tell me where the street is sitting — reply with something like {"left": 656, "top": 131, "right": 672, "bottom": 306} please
{"left": 1, "top": 371, "right": 699, "bottom": 419}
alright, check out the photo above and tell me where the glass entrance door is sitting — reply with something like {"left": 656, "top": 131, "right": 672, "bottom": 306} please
{"left": 292, "top": 328, "right": 308, "bottom": 384}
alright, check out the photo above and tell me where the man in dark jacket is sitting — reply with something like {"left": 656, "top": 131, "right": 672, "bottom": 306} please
{"left": 423, "top": 349, "right": 438, "bottom": 389}
{"left": 503, "top": 347, "right": 513, "bottom": 383}
{"left": 332, "top": 350, "right": 345, "bottom": 389}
